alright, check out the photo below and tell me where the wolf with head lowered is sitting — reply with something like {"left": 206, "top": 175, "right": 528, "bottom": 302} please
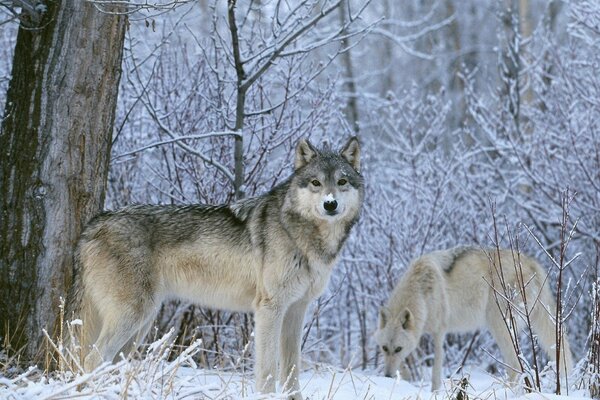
{"left": 69, "top": 137, "right": 363, "bottom": 399}
{"left": 374, "top": 246, "right": 573, "bottom": 391}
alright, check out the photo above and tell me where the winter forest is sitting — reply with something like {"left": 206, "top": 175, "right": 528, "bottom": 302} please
{"left": 1, "top": 0, "right": 600, "bottom": 399}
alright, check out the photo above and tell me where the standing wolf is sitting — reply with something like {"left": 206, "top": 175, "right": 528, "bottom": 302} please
{"left": 69, "top": 137, "right": 363, "bottom": 398}
{"left": 375, "top": 246, "right": 573, "bottom": 391}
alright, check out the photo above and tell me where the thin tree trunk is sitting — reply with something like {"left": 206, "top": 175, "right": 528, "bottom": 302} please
{"left": 0, "top": 1, "right": 127, "bottom": 362}
{"left": 228, "top": 0, "right": 246, "bottom": 200}
{"left": 380, "top": 0, "right": 395, "bottom": 96}
{"left": 445, "top": 0, "right": 465, "bottom": 131}
{"left": 500, "top": 0, "right": 522, "bottom": 139}
{"left": 519, "top": 0, "right": 532, "bottom": 39}
{"left": 539, "top": 0, "right": 562, "bottom": 112}
{"left": 519, "top": 0, "right": 533, "bottom": 106}
{"left": 338, "top": 0, "right": 359, "bottom": 134}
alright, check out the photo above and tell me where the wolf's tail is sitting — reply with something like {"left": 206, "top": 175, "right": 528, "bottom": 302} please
{"left": 530, "top": 262, "right": 574, "bottom": 377}
{"left": 63, "top": 243, "right": 100, "bottom": 371}
{"left": 65, "top": 244, "right": 83, "bottom": 325}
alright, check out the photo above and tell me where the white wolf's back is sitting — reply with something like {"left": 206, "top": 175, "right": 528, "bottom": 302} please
{"left": 439, "top": 248, "right": 553, "bottom": 334}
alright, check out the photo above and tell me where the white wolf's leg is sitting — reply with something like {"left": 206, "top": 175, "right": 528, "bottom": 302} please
{"left": 531, "top": 301, "right": 573, "bottom": 376}
{"left": 431, "top": 332, "right": 445, "bottom": 391}
{"left": 254, "top": 299, "right": 285, "bottom": 393}
{"left": 279, "top": 299, "right": 309, "bottom": 399}
{"left": 399, "top": 360, "right": 412, "bottom": 381}
{"left": 486, "top": 312, "right": 521, "bottom": 382}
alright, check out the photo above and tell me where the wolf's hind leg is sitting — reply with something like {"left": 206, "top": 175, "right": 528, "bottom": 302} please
{"left": 118, "top": 318, "right": 155, "bottom": 361}
{"left": 84, "top": 310, "right": 149, "bottom": 371}
{"left": 486, "top": 311, "right": 521, "bottom": 382}
{"left": 530, "top": 300, "right": 573, "bottom": 376}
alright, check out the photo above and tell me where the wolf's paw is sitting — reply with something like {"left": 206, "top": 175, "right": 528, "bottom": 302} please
{"left": 286, "top": 392, "right": 303, "bottom": 400}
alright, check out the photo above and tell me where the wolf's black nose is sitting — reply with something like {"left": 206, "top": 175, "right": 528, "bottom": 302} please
{"left": 324, "top": 200, "right": 338, "bottom": 212}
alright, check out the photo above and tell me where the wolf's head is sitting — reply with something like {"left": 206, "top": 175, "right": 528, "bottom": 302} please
{"left": 374, "top": 306, "right": 418, "bottom": 378}
{"left": 289, "top": 137, "right": 363, "bottom": 222}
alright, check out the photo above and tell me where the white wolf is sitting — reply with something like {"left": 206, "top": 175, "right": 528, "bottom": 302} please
{"left": 374, "top": 246, "right": 573, "bottom": 391}
{"left": 69, "top": 137, "right": 364, "bottom": 399}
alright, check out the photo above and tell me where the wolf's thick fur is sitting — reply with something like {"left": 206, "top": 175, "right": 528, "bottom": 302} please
{"left": 69, "top": 137, "right": 364, "bottom": 398}
{"left": 375, "top": 246, "right": 573, "bottom": 391}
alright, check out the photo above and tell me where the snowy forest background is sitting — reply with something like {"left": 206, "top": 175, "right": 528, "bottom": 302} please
{"left": 1, "top": 0, "right": 600, "bottom": 395}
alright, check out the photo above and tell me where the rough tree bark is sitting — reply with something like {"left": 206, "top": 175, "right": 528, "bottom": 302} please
{"left": 0, "top": 1, "right": 127, "bottom": 362}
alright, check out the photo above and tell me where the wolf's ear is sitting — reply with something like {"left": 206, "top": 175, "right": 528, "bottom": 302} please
{"left": 295, "top": 138, "right": 318, "bottom": 170}
{"left": 340, "top": 136, "right": 360, "bottom": 172}
{"left": 379, "top": 307, "right": 390, "bottom": 329}
{"left": 401, "top": 309, "right": 413, "bottom": 330}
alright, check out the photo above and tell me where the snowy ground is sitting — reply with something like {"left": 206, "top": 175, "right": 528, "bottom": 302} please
{"left": 0, "top": 331, "right": 589, "bottom": 399}
{"left": 0, "top": 363, "right": 591, "bottom": 400}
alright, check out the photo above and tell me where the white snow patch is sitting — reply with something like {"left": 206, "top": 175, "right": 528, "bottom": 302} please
{"left": 0, "top": 330, "right": 589, "bottom": 400}
{"left": 324, "top": 193, "right": 335, "bottom": 202}
{"left": 0, "top": 363, "right": 591, "bottom": 400}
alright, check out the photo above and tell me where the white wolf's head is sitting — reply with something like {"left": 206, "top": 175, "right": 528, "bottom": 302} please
{"left": 374, "top": 306, "right": 419, "bottom": 378}
{"left": 290, "top": 137, "right": 363, "bottom": 222}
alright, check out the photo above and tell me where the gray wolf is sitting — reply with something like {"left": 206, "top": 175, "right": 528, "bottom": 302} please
{"left": 68, "top": 137, "right": 364, "bottom": 398}
{"left": 374, "top": 246, "right": 573, "bottom": 391}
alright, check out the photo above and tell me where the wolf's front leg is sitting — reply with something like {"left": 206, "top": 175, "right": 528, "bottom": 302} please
{"left": 254, "top": 300, "right": 284, "bottom": 394}
{"left": 399, "top": 360, "right": 412, "bottom": 381}
{"left": 431, "top": 332, "right": 445, "bottom": 391}
{"left": 279, "top": 299, "right": 309, "bottom": 400}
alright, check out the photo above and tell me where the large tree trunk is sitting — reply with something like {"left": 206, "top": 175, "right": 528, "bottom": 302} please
{"left": 0, "top": 1, "right": 127, "bottom": 362}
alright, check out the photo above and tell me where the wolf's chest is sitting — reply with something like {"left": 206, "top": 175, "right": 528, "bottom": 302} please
{"left": 303, "top": 258, "right": 337, "bottom": 299}
{"left": 275, "top": 253, "right": 336, "bottom": 302}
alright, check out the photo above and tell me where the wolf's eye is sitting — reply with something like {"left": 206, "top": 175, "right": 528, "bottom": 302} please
{"left": 394, "top": 346, "right": 402, "bottom": 353}
{"left": 337, "top": 178, "right": 347, "bottom": 186}
{"left": 382, "top": 346, "right": 389, "bottom": 353}
{"left": 311, "top": 179, "right": 321, "bottom": 187}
